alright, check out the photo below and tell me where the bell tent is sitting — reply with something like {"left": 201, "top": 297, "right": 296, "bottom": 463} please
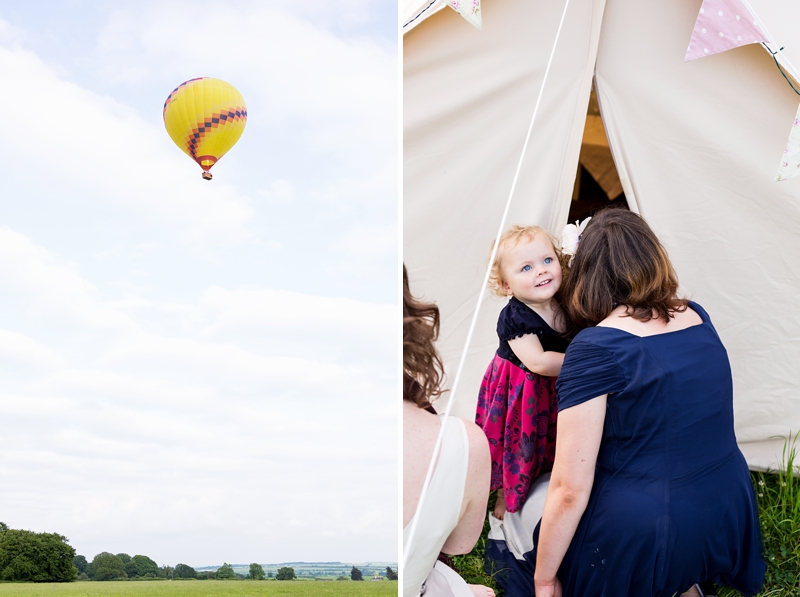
{"left": 403, "top": 0, "right": 800, "bottom": 470}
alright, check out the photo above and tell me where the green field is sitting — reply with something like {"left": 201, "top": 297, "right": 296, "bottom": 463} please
{"left": 0, "top": 581, "right": 398, "bottom": 597}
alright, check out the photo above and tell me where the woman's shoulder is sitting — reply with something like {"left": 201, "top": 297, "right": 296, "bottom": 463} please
{"left": 557, "top": 334, "right": 628, "bottom": 409}
{"left": 564, "top": 330, "right": 623, "bottom": 361}
{"left": 429, "top": 417, "right": 490, "bottom": 505}
{"left": 686, "top": 300, "right": 711, "bottom": 322}
{"left": 440, "top": 415, "right": 490, "bottom": 456}
{"left": 571, "top": 325, "right": 616, "bottom": 344}
{"left": 564, "top": 328, "right": 631, "bottom": 370}
{"left": 461, "top": 418, "right": 490, "bottom": 463}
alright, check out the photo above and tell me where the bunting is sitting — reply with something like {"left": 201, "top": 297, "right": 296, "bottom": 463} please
{"left": 448, "top": 0, "right": 481, "bottom": 30}
{"left": 685, "top": 0, "right": 767, "bottom": 62}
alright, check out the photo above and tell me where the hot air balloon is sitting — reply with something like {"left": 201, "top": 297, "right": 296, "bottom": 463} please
{"left": 163, "top": 77, "right": 247, "bottom": 180}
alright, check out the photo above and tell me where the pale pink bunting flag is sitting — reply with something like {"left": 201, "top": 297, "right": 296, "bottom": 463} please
{"left": 447, "top": 0, "right": 482, "bottom": 30}
{"left": 776, "top": 103, "right": 800, "bottom": 181}
{"left": 685, "top": 0, "right": 768, "bottom": 61}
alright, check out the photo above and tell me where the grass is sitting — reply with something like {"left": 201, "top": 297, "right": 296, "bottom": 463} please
{"left": 453, "top": 436, "right": 800, "bottom": 597}
{"left": 719, "top": 435, "right": 800, "bottom": 597}
{"left": 0, "top": 580, "right": 398, "bottom": 597}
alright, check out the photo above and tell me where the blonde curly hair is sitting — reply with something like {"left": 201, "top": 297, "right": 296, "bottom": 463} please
{"left": 487, "top": 225, "right": 567, "bottom": 297}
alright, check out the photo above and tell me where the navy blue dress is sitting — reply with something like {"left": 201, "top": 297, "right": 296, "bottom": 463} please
{"left": 542, "top": 301, "right": 765, "bottom": 597}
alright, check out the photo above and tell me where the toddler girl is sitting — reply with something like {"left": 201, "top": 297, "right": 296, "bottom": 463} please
{"left": 475, "top": 225, "right": 570, "bottom": 520}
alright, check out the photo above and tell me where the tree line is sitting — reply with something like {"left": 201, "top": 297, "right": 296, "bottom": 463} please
{"left": 0, "top": 523, "right": 76, "bottom": 582}
{"left": 348, "top": 566, "right": 398, "bottom": 581}
{"left": 0, "top": 523, "right": 397, "bottom": 582}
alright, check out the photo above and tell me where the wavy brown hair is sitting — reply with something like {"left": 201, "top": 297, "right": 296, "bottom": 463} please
{"left": 561, "top": 208, "right": 687, "bottom": 335}
{"left": 403, "top": 266, "right": 445, "bottom": 408}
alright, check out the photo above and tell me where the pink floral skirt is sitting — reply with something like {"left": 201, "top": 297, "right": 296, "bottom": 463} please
{"left": 475, "top": 354, "right": 558, "bottom": 513}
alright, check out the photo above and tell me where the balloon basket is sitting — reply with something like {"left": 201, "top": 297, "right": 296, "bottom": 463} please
{"left": 202, "top": 172, "right": 213, "bottom": 181}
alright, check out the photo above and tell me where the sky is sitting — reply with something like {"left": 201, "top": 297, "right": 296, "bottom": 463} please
{"left": 0, "top": 0, "right": 397, "bottom": 567}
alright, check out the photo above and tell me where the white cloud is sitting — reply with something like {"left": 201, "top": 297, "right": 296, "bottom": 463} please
{"left": 256, "top": 179, "right": 294, "bottom": 203}
{"left": 0, "top": 46, "right": 255, "bottom": 251}
{"left": 310, "top": 158, "right": 398, "bottom": 209}
{"left": 0, "top": 17, "right": 24, "bottom": 45}
{"left": 102, "top": 332, "right": 373, "bottom": 392}
{"left": 0, "top": 226, "right": 395, "bottom": 561}
{"left": 332, "top": 223, "right": 397, "bottom": 257}
{"left": 198, "top": 285, "right": 394, "bottom": 337}
{"left": 0, "top": 329, "right": 61, "bottom": 369}
{"left": 0, "top": 227, "right": 134, "bottom": 329}
{"left": 90, "top": 2, "right": 396, "bottom": 165}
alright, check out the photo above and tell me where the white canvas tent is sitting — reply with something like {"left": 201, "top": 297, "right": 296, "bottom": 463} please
{"left": 403, "top": 0, "right": 800, "bottom": 471}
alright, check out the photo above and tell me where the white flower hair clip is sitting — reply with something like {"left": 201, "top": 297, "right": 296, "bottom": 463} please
{"left": 561, "top": 217, "right": 591, "bottom": 265}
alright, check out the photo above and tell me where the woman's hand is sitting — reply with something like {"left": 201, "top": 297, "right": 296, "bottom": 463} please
{"left": 534, "top": 575, "right": 562, "bottom": 597}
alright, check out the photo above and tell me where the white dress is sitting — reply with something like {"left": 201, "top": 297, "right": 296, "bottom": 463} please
{"left": 403, "top": 415, "right": 473, "bottom": 597}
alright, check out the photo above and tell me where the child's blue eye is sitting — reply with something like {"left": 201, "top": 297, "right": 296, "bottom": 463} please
{"left": 544, "top": 257, "right": 552, "bottom": 264}
{"left": 522, "top": 265, "right": 531, "bottom": 272}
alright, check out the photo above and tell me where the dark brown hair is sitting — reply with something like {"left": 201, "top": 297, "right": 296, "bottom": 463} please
{"left": 561, "top": 208, "right": 687, "bottom": 334}
{"left": 403, "top": 266, "right": 445, "bottom": 408}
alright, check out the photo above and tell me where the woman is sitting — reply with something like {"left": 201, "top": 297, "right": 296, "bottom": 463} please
{"left": 533, "top": 209, "right": 765, "bottom": 597}
{"left": 403, "top": 267, "right": 495, "bottom": 597}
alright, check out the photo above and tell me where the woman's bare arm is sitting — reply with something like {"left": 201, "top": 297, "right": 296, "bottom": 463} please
{"left": 441, "top": 420, "right": 491, "bottom": 555}
{"left": 534, "top": 395, "right": 606, "bottom": 594}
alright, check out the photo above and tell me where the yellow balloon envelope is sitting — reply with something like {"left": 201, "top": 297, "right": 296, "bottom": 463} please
{"left": 163, "top": 77, "right": 247, "bottom": 180}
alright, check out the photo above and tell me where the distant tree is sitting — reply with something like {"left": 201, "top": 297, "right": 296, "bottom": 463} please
{"left": 350, "top": 566, "right": 363, "bottom": 581}
{"left": 197, "top": 570, "right": 216, "bottom": 580}
{"left": 125, "top": 554, "right": 158, "bottom": 578}
{"left": 159, "top": 565, "right": 174, "bottom": 579}
{"left": 248, "top": 563, "right": 266, "bottom": 580}
{"left": 386, "top": 566, "right": 398, "bottom": 580}
{"left": 275, "top": 566, "right": 296, "bottom": 580}
{"left": 0, "top": 522, "right": 8, "bottom": 532}
{"left": 0, "top": 528, "right": 77, "bottom": 582}
{"left": 174, "top": 563, "right": 197, "bottom": 579}
{"left": 267, "top": 571, "right": 273, "bottom": 578}
{"left": 73, "top": 555, "right": 89, "bottom": 574}
{"left": 91, "top": 552, "right": 127, "bottom": 581}
{"left": 216, "top": 563, "right": 236, "bottom": 580}
{"left": 116, "top": 553, "right": 131, "bottom": 564}
{"left": 336, "top": 575, "right": 348, "bottom": 580}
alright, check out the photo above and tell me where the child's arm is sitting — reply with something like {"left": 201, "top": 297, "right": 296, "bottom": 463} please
{"left": 508, "top": 333, "right": 564, "bottom": 377}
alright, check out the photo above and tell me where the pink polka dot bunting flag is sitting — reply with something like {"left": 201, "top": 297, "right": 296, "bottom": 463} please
{"left": 685, "top": 0, "right": 768, "bottom": 61}
{"left": 776, "top": 103, "right": 800, "bottom": 181}
{"left": 447, "top": 0, "right": 482, "bottom": 30}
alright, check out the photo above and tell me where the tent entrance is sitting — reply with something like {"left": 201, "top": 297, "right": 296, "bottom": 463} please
{"left": 567, "top": 85, "right": 629, "bottom": 223}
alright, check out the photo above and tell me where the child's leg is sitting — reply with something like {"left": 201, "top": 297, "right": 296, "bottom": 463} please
{"left": 493, "top": 489, "right": 507, "bottom": 520}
